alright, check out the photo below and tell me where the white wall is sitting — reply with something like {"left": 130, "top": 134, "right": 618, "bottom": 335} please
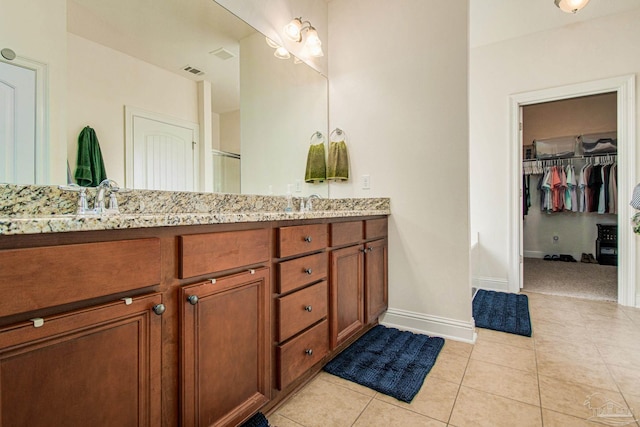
{"left": 67, "top": 34, "right": 199, "bottom": 186}
{"left": 470, "top": 10, "right": 640, "bottom": 300}
{"left": 220, "top": 110, "right": 241, "bottom": 154}
{"left": 1, "top": 0, "right": 67, "bottom": 184}
{"left": 329, "top": 0, "right": 472, "bottom": 339}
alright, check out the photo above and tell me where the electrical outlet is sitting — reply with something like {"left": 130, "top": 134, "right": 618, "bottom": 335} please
{"left": 295, "top": 179, "right": 302, "bottom": 192}
{"left": 362, "top": 174, "right": 370, "bottom": 190}
{"left": 553, "top": 235, "right": 559, "bottom": 244}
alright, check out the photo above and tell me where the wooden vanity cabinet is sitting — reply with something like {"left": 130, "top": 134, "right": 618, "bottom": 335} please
{"left": 0, "top": 293, "right": 163, "bottom": 427}
{"left": 329, "top": 218, "right": 388, "bottom": 349}
{"left": 274, "top": 225, "right": 330, "bottom": 391}
{"left": 180, "top": 268, "right": 270, "bottom": 427}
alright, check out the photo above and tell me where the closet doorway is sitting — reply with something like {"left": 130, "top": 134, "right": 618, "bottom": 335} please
{"left": 508, "top": 75, "right": 636, "bottom": 306}
{"left": 521, "top": 93, "right": 618, "bottom": 301}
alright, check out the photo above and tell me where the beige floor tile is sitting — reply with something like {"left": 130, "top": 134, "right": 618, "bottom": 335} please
{"left": 536, "top": 356, "right": 618, "bottom": 391}
{"left": 530, "top": 319, "right": 592, "bottom": 342}
{"left": 620, "top": 393, "right": 640, "bottom": 426}
{"left": 533, "top": 334, "right": 600, "bottom": 359}
{"left": 591, "top": 328, "right": 640, "bottom": 352}
{"left": 608, "top": 364, "right": 640, "bottom": 397}
{"left": 428, "top": 353, "right": 469, "bottom": 384}
{"left": 529, "top": 306, "right": 585, "bottom": 327}
{"left": 461, "top": 359, "right": 539, "bottom": 406}
{"left": 352, "top": 399, "right": 446, "bottom": 427}
{"left": 439, "top": 339, "right": 473, "bottom": 359}
{"left": 597, "top": 343, "right": 640, "bottom": 370}
{"left": 275, "top": 376, "right": 372, "bottom": 427}
{"left": 448, "top": 386, "right": 542, "bottom": 427}
{"left": 317, "top": 372, "right": 377, "bottom": 397}
{"left": 267, "top": 413, "right": 305, "bottom": 427}
{"left": 539, "top": 375, "right": 629, "bottom": 420}
{"left": 470, "top": 339, "right": 537, "bottom": 373}
{"left": 374, "top": 374, "right": 459, "bottom": 423}
{"left": 541, "top": 408, "right": 601, "bottom": 427}
{"left": 476, "top": 327, "right": 535, "bottom": 350}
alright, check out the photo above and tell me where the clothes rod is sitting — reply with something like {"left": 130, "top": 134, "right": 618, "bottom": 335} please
{"left": 523, "top": 153, "right": 617, "bottom": 163}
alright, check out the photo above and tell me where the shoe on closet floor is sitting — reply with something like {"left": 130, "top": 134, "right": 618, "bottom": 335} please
{"left": 544, "top": 255, "right": 552, "bottom": 261}
{"left": 581, "top": 253, "right": 590, "bottom": 263}
{"left": 551, "top": 255, "right": 560, "bottom": 261}
{"left": 560, "top": 254, "right": 577, "bottom": 262}
{"left": 587, "top": 253, "right": 598, "bottom": 264}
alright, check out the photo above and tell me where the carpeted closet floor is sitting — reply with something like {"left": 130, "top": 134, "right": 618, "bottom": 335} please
{"left": 523, "top": 257, "right": 617, "bottom": 301}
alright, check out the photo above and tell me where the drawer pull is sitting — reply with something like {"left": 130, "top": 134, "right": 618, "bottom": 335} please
{"left": 305, "top": 348, "right": 313, "bottom": 356}
{"left": 30, "top": 318, "right": 45, "bottom": 328}
{"left": 304, "top": 268, "right": 313, "bottom": 275}
{"left": 304, "top": 305, "right": 313, "bottom": 312}
{"left": 152, "top": 304, "right": 166, "bottom": 315}
{"left": 304, "top": 236, "right": 313, "bottom": 243}
{"left": 187, "top": 295, "right": 199, "bottom": 305}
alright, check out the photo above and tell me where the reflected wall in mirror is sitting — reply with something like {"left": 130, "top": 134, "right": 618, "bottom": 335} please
{"left": 0, "top": 0, "right": 329, "bottom": 197}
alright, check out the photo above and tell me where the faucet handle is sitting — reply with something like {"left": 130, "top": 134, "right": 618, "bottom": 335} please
{"left": 58, "top": 184, "right": 88, "bottom": 215}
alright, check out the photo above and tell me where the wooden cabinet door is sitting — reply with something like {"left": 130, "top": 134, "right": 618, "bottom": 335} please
{"left": 0, "top": 293, "right": 163, "bottom": 427}
{"left": 180, "top": 268, "right": 270, "bottom": 427}
{"left": 365, "top": 239, "right": 388, "bottom": 324}
{"left": 330, "top": 245, "right": 364, "bottom": 349}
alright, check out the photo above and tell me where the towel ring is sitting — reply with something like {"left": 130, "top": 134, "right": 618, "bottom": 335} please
{"left": 330, "top": 128, "right": 347, "bottom": 143}
{"left": 309, "top": 131, "right": 325, "bottom": 146}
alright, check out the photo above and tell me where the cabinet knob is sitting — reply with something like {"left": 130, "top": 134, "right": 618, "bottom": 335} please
{"left": 304, "top": 236, "right": 312, "bottom": 243}
{"left": 304, "top": 305, "right": 313, "bottom": 312}
{"left": 187, "top": 295, "right": 199, "bottom": 305}
{"left": 367, "top": 247, "right": 373, "bottom": 252}
{"left": 305, "top": 348, "right": 313, "bottom": 356}
{"left": 152, "top": 304, "right": 166, "bottom": 315}
{"left": 304, "top": 268, "right": 313, "bottom": 275}
{"left": 360, "top": 248, "right": 367, "bottom": 253}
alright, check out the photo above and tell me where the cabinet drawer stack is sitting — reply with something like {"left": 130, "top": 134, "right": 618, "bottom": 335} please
{"left": 275, "top": 224, "right": 330, "bottom": 390}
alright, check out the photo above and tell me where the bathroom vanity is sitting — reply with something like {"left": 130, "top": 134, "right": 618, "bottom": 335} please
{"left": 0, "top": 185, "right": 389, "bottom": 427}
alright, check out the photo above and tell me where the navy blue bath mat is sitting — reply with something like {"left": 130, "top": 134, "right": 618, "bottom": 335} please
{"left": 240, "top": 412, "right": 269, "bottom": 427}
{"left": 323, "top": 325, "right": 445, "bottom": 403}
{"left": 473, "top": 289, "right": 532, "bottom": 337}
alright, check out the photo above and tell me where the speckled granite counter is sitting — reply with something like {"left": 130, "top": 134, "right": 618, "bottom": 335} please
{"left": 0, "top": 184, "right": 390, "bottom": 236}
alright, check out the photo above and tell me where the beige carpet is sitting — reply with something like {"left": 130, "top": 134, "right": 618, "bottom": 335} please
{"left": 523, "top": 257, "right": 617, "bottom": 301}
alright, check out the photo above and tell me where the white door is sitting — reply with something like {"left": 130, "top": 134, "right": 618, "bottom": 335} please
{"left": 126, "top": 108, "right": 198, "bottom": 191}
{"left": 0, "top": 60, "right": 36, "bottom": 184}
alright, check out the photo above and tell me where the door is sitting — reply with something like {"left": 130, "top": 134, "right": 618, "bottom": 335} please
{"left": 330, "top": 244, "right": 364, "bottom": 349}
{"left": 0, "top": 60, "right": 36, "bottom": 184}
{"left": 365, "top": 238, "right": 388, "bottom": 324}
{"left": 126, "top": 107, "right": 198, "bottom": 191}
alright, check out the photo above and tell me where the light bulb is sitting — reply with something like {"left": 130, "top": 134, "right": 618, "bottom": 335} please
{"left": 554, "top": 0, "right": 590, "bottom": 13}
{"left": 283, "top": 18, "right": 303, "bottom": 42}
{"left": 305, "top": 27, "right": 321, "bottom": 47}
{"left": 307, "top": 43, "right": 324, "bottom": 58}
{"left": 274, "top": 46, "right": 290, "bottom": 60}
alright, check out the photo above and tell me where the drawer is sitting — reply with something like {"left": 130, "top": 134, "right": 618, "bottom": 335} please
{"left": 277, "top": 319, "right": 329, "bottom": 390}
{"left": 276, "top": 280, "right": 328, "bottom": 342}
{"left": 277, "top": 252, "right": 327, "bottom": 294}
{"left": 330, "top": 221, "right": 363, "bottom": 247}
{"left": 277, "top": 224, "right": 327, "bottom": 258}
{"left": 365, "top": 218, "right": 388, "bottom": 240}
{"left": 179, "top": 228, "right": 270, "bottom": 278}
{"left": 0, "top": 238, "right": 160, "bottom": 318}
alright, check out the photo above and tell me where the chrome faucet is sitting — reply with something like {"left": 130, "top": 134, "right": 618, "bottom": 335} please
{"left": 305, "top": 194, "right": 322, "bottom": 212}
{"left": 94, "top": 179, "right": 119, "bottom": 213}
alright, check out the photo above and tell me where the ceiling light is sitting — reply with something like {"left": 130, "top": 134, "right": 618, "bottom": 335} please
{"left": 554, "top": 0, "right": 590, "bottom": 14}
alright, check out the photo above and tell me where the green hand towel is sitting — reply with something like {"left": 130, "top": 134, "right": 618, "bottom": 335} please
{"left": 305, "top": 143, "right": 327, "bottom": 183}
{"left": 74, "top": 126, "right": 107, "bottom": 187}
{"left": 327, "top": 140, "right": 349, "bottom": 181}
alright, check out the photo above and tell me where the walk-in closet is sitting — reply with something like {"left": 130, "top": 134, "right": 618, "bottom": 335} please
{"left": 521, "top": 93, "right": 618, "bottom": 301}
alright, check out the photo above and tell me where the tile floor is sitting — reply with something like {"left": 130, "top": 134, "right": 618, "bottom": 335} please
{"left": 267, "top": 291, "right": 640, "bottom": 426}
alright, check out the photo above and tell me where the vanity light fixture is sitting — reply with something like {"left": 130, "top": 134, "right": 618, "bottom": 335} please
{"left": 283, "top": 17, "right": 324, "bottom": 57}
{"left": 266, "top": 36, "right": 291, "bottom": 59}
{"left": 554, "top": 0, "right": 590, "bottom": 14}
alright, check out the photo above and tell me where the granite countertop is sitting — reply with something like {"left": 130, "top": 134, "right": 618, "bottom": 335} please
{"left": 0, "top": 184, "right": 390, "bottom": 236}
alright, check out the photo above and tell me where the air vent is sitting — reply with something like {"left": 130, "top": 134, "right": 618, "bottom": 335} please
{"left": 210, "top": 47, "right": 235, "bottom": 60}
{"left": 182, "top": 65, "right": 204, "bottom": 76}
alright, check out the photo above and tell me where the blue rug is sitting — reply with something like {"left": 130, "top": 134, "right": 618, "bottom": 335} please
{"left": 473, "top": 289, "right": 532, "bottom": 337}
{"left": 240, "top": 412, "right": 269, "bottom": 427}
{"left": 323, "top": 325, "right": 445, "bottom": 403}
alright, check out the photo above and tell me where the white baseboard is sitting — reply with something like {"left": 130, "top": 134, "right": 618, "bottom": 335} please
{"left": 636, "top": 293, "right": 640, "bottom": 308}
{"left": 380, "top": 308, "right": 476, "bottom": 343}
{"left": 472, "top": 276, "right": 509, "bottom": 292}
{"left": 523, "top": 250, "right": 545, "bottom": 259}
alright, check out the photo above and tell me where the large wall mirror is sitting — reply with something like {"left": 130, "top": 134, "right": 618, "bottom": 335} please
{"left": 0, "top": 0, "right": 329, "bottom": 197}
